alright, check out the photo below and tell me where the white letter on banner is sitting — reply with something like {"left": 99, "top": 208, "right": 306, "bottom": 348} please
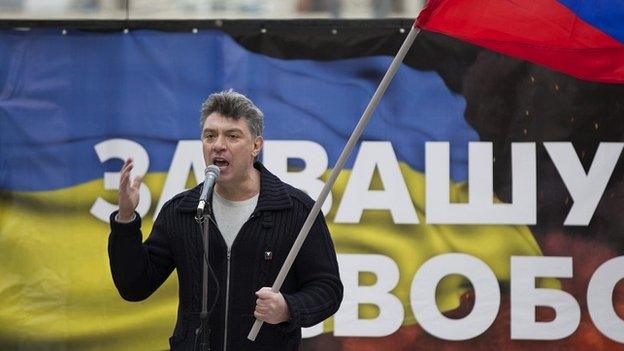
{"left": 426, "top": 142, "right": 536, "bottom": 224}
{"left": 587, "top": 256, "right": 624, "bottom": 343}
{"left": 301, "top": 323, "right": 324, "bottom": 338}
{"left": 90, "top": 139, "right": 151, "bottom": 222}
{"left": 410, "top": 253, "right": 500, "bottom": 340}
{"left": 334, "top": 141, "right": 418, "bottom": 224}
{"left": 155, "top": 140, "right": 205, "bottom": 219}
{"left": 544, "top": 142, "right": 623, "bottom": 226}
{"left": 334, "top": 254, "right": 403, "bottom": 337}
{"left": 511, "top": 256, "right": 580, "bottom": 340}
{"left": 262, "top": 140, "right": 332, "bottom": 214}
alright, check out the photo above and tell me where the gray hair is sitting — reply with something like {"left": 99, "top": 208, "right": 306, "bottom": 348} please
{"left": 200, "top": 89, "right": 264, "bottom": 137}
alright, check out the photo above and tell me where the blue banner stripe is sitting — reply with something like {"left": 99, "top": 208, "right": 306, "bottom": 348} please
{"left": 0, "top": 29, "right": 477, "bottom": 191}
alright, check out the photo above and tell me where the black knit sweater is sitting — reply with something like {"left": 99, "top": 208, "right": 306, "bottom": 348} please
{"left": 108, "top": 162, "right": 343, "bottom": 351}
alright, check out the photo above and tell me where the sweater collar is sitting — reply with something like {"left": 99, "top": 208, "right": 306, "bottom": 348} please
{"left": 175, "top": 162, "right": 292, "bottom": 213}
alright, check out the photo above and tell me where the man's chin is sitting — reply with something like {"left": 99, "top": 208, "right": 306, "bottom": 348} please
{"left": 215, "top": 174, "right": 234, "bottom": 187}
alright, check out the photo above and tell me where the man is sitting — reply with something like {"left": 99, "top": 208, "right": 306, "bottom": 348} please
{"left": 108, "top": 90, "right": 343, "bottom": 350}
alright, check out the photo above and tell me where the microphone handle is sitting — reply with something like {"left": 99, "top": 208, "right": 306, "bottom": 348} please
{"left": 196, "top": 174, "right": 217, "bottom": 216}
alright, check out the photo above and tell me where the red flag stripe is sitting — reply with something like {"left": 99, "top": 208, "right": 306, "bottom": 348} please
{"left": 414, "top": 0, "right": 624, "bottom": 84}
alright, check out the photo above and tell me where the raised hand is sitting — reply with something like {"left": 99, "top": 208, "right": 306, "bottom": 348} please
{"left": 117, "top": 158, "right": 143, "bottom": 221}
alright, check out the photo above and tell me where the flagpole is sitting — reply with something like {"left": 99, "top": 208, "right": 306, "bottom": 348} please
{"left": 248, "top": 25, "right": 421, "bottom": 341}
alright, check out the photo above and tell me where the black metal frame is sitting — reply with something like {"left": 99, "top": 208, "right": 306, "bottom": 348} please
{"left": 0, "top": 18, "right": 414, "bottom": 32}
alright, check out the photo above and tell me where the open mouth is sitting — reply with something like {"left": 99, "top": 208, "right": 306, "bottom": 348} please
{"left": 213, "top": 158, "right": 229, "bottom": 168}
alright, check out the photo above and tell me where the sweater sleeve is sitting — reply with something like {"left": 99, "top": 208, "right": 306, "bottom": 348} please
{"left": 280, "top": 212, "right": 343, "bottom": 331}
{"left": 108, "top": 208, "right": 175, "bottom": 302}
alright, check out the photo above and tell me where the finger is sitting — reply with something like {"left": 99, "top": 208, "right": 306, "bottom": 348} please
{"left": 254, "top": 311, "right": 265, "bottom": 321}
{"left": 119, "top": 164, "right": 134, "bottom": 189}
{"left": 119, "top": 169, "right": 130, "bottom": 190}
{"left": 120, "top": 158, "right": 133, "bottom": 175}
{"left": 124, "top": 164, "right": 134, "bottom": 177}
{"left": 255, "top": 305, "right": 269, "bottom": 313}
{"left": 123, "top": 157, "right": 133, "bottom": 167}
{"left": 255, "top": 287, "right": 273, "bottom": 298}
{"left": 130, "top": 175, "right": 143, "bottom": 190}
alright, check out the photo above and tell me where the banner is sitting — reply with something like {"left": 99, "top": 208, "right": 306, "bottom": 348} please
{"left": 1, "top": 20, "right": 623, "bottom": 350}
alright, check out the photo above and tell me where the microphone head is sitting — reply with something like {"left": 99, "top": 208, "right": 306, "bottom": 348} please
{"left": 205, "top": 164, "right": 221, "bottom": 178}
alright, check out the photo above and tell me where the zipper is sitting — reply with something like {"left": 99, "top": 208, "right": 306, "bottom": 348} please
{"left": 223, "top": 248, "right": 231, "bottom": 351}
{"left": 221, "top": 211, "right": 258, "bottom": 351}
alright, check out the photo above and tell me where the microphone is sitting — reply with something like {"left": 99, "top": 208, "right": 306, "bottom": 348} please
{"left": 197, "top": 165, "right": 220, "bottom": 217}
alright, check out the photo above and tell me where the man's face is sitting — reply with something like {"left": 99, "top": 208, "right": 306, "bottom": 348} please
{"left": 201, "top": 112, "right": 263, "bottom": 186}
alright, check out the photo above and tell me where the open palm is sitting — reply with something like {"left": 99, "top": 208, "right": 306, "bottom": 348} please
{"left": 118, "top": 158, "right": 142, "bottom": 221}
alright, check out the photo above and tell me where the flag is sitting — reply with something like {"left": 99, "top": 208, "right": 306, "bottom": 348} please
{"left": 415, "top": 0, "right": 624, "bottom": 83}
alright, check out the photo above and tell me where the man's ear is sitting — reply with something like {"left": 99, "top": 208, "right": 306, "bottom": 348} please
{"left": 252, "top": 136, "right": 264, "bottom": 157}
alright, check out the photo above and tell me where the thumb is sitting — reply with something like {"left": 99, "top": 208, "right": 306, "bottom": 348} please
{"left": 255, "top": 287, "right": 273, "bottom": 298}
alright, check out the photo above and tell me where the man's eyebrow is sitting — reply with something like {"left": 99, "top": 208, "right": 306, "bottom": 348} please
{"left": 202, "top": 127, "right": 244, "bottom": 133}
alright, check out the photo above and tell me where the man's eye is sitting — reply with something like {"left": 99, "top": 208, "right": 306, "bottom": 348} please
{"left": 204, "top": 134, "right": 215, "bottom": 140}
{"left": 229, "top": 134, "right": 240, "bottom": 139}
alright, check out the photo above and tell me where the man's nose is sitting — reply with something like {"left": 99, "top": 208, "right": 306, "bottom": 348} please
{"left": 213, "top": 135, "right": 226, "bottom": 150}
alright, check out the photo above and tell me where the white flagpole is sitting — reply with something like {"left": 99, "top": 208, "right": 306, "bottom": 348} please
{"left": 248, "top": 25, "right": 421, "bottom": 341}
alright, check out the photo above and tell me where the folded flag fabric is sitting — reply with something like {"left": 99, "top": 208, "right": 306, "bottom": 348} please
{"left": 415, "top": 0, "right": 624, "bottom": 84}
